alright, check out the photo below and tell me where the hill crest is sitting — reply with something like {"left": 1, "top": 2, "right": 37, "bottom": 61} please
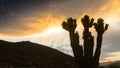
{"left": 0, "top": 40, "right": 78, "bottom": 68}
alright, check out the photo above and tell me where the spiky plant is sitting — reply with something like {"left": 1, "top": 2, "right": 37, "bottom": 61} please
{"left": 62, "top": 15, "right": 108, "bottom": 68}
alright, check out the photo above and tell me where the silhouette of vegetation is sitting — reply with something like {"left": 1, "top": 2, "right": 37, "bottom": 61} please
{"left": 62, "top": 15, "right": 109, "bottom": 68}
{"left": 0, "top": 40, "right": 78, "bottom": 68}
{"left": 105, "top": 61, "right": 120, "bottom": 68}
{"left": 100, "top": 61, "right": 120, "bottom": 68}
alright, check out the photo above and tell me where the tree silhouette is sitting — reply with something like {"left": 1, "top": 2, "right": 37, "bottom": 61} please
{"left": 62, "top": 15, "right": 108, "bottom": 68}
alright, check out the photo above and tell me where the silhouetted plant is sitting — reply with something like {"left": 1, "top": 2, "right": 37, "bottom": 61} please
{"left": 62, "top": 15, "right": 108, "bottom": 68}
{"left": 93, "top": 18, "right": 108, "bottom": 68}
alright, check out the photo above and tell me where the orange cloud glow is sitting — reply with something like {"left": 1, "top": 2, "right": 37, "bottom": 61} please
{"left": 25, "top": 14, "right": 64, "bottom": 34}
{"left": 100, "top": 52, "right": 120, "bottom": 63}
{"left": 0, "top": 13, "right": 65, "bottom": 37}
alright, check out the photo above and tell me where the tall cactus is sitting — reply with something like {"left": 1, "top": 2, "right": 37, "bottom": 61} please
{"left": 61, "top": 15, "right": 108, "bottom": 68}
{"left": 62, "top": 18, "right": 83, "bottom": 67}
{"left": 93, "top": 18, "right": 109, "bottom": 68}
{"left": 81, "top": 15, "right": 94, "bottom": 68}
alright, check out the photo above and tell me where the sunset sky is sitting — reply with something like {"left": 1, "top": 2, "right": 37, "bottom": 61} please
{"left": 0, "top": 0, "right": 120, "bottom": 62}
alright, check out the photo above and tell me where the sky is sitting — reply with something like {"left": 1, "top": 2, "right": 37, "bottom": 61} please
{"left": 0, "top": 0, "right": 120, "bottom": 63}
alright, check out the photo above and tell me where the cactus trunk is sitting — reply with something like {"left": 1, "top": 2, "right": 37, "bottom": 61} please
{"left": 94, "top": 34, "right": 103, "bottom": 68}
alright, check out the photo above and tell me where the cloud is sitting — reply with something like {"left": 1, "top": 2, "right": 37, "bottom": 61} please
{"left": 102, "top": 28, "right": 120, "bottom": 54}
{"left": 100, "top": 51, "right": 120, "bottom": 62}
{"left": 0, "top": 0, "right": 109, "bottom": 37}
{"left": 55, "top": 0, "right": 109, "bottom": 17}
{"left": 0, "top": 0, "right": 67, "bottom": 36}
{"left": 0, "top": 12, "right": 64, "bottom": 37}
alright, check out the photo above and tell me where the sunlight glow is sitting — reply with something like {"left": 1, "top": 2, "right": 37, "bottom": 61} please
{"left": 105, "top": 14, "right": 119, "bottom": 24}
{"left": 40, "top": 26, "right": 64, "bottom": 36}
{"left": 104, "top": 14, "right": 120, "bottom": 30}
{"left": 100, "top": 52, "right": 120, "bottom": 63}
{"left": 20, "top": 26, "right": 64, "bottom": 38}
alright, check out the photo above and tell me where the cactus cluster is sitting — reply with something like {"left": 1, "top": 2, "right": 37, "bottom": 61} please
{"left": 62, "top": 15, "right": 109, "bottom": 68}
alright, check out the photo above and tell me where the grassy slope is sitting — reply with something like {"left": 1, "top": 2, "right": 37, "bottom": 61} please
{"left": 0, "top": 40, "right": 78, "bottom": 68}
{"left": 104, "top": 61, "right": 120, "bottom": 68}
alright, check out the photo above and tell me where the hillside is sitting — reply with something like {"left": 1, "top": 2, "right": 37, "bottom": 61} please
{"left": 101, "top": 61, "right": 120, "bottom": 68}
{"left": 0, "top": 40, "right": 78, "bottom": 68}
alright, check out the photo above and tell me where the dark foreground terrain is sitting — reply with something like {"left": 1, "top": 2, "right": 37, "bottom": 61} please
{"left": 100, "top": 61, "right": 120, "bottom": 68}
{"left": 0, "top": 40, "right": 78, "bottom": 68}
{"left": 0, "top": 40, "right": 120, "bottom": 68}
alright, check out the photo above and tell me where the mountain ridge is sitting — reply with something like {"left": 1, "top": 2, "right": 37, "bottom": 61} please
{"left": 0, "top": 40, "right": 78, "bottom": 68}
